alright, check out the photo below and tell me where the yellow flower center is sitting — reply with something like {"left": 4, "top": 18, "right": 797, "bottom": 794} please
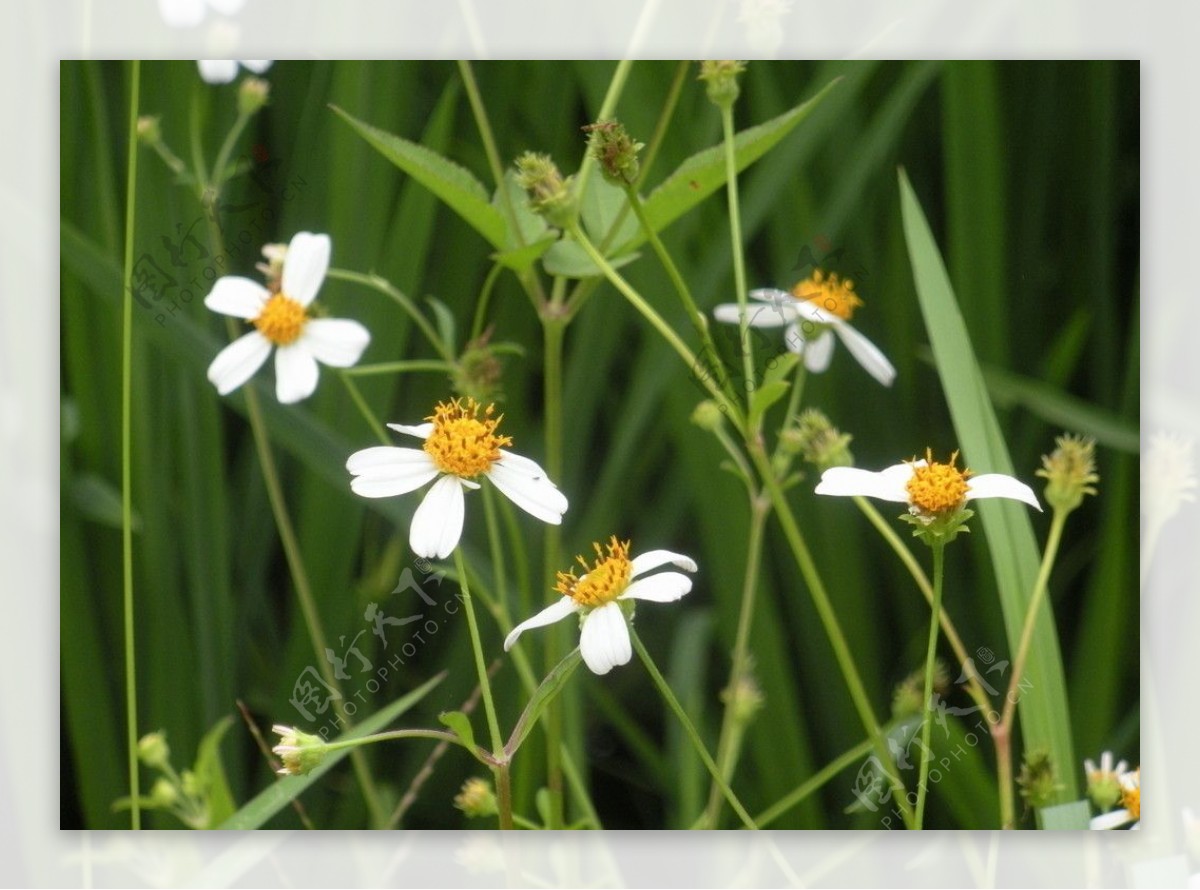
{"left": 906, "top": 449, "right": 972, "bottom": 515}
{"left": 422, "top": 398, "right": 512, "bottom": 478}
{"left": 1122, "top": 773, "right": 1140, "bottom": 820}
{"left": 253, "top": 293, "right": 308, "bottom": 345}
{"left": 791, "top": 269, "right": 863, "bottom": 320}
{"left": 556, "top": 536, "right": 633, "bottom": 608}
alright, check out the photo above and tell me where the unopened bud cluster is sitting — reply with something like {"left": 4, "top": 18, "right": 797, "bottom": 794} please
{"left": 1036, "top": 433, "right": 1098, "bottom": 513}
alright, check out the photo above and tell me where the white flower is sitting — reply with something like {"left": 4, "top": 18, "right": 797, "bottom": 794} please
{"left": 1084, "top": 750, "right": 1130, "bottom": 811}
{"left": 197, "top": 59, "right": 272, "bottom": 85}
{"left": 159, "top": 0, "right": 247, "bottom": 28}
{"left": 347, "top": 399, "right": 568, "bottom": 560}
{"left": 1090, "top": 768, "right": 1140, "bottom": 830}
{"left": 815, "top": 450, "right": 1041, "bottom": 518}
{"left": 712, "top": 270, "right": 895, "bottom": 386}
{"left": 504, "top": 537, "right": 696, "bottom": 675}
{"left": 204, "top": 232, "right": 370, "bottom": 404}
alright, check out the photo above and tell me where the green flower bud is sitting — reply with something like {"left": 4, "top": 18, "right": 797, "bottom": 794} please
{"left": 791, "top": 408, "right": 854, "bottom": 471}
{"left": 136, "top": 116, "right": 162, "bottom": 146}
{"left": 514, "top": 151, "right": 578, "bottom": 228}
{"left": 583, "top": 119, "right": 644, "bottom": 185}
{"left": 149, "top": 777, "right": 179, "bottom": 808}
{"left": 454, "top": 777, "right": 498, "bottom": 818}
{"left": 697, "top": 60, "right": 747, "bottom": 109}
{"left": 1036, "top": 433, "right": 1098, "bottom": 513}
{"left": 691, "top": 400, "right": 725, "bottom": 431}
{"left": 1017, "top": 749, "right": 1064, "bottom": 810}
{"left": 271, "top": 725, "right": 327, "bottom": 777}
{"left": 721, "top": 669, "right": 765, "bottom": 726}
{"left": 137, "top": 731, "right": 170, "bottom": 769}
{"left": 890, "top": 659, "right": 949, "bottom": 720}
{"left": 237, "top": 76, "right": 271, "bottom": 116}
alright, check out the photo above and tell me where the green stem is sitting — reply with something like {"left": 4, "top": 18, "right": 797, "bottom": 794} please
{"left": 453, "top": 548, "right": 504, "bottom": 757}
{"left": 496, "top": 761, "right": 515, "bottom": 830}
{"left": 121, "top": 58, "right": 141, "bottom": 831}
{"left": 338, "top": 372, "right": 388, "bottom": 444}
{"left": 749, "top": 447, "right": 916, "bottom": 829}
{"left": 754, "top": 734, "right": 876, "bottom": 828}
{"left": 211, "top": 108, "right": 254, "bottom": 191}
{"left": 481, "top": 483, "right": 510, "bottom": 613}
{"left": 631, "top": 629, "right": 758, "bottom": 829}
{"left": 342, "top": 360, "right": 457, "bottom": 377}
{"left": 915, "top": 540, "right": 946, "bottom": 829}
{"left": 996, "top": 505, "right": 1068, "bottom": 828}
{"left": 634, "top": 60, "right": 690, "bottom": 190}
{"left": 326, "top": 268, "right": 456, "bottom": 363}
{"left": 702, "top": 492, "right": 770, "bottom": 827}
{"left": 319, "top": 728, "right": 471, "bottom": 754}
{"left": 567, "top": 221, "right": 746, "bottom": 431}
{"left": 469, "top": 263, "right": 505, "bottom": 342}
{"left": 778, "top": 365, "right": 808, "bottom": 441}
{"left": 720, "top": 103, "right": 755, "bottom": 405}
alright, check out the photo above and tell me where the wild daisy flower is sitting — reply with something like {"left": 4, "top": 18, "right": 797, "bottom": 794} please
{"left": 1090, "top": 768, "right": 1141, "bottom": 830}
{"left": 271, "top": 725, "right": 326, "bottom": 776}
{"left": 347, "top": 398, "right": 568, "bottom": 559}
{"left": 712, "top": 270, "right": 896, "bottom": 386}
{"left": 204, "top": 232, "right": 370, "bottom": 404}
{"left": 1084, "top": 750, "right": 1131, "bottom": 812}
{"left": 504, "top": 537, "right": 697, "bottom": 675}
{"left": 816, "top": 449, "right": 1041, "bottom": 519}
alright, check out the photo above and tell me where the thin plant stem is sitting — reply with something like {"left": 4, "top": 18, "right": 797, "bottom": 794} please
{"left": 633, "top": 60, "right": 690, "bottom": 190}
{"left": 496, "top": 762, "right": 515, "bottom": 830}
{"left": 914, "top": 540, "right": 945, "bottom": 829}
{"left": 326, "top": 268, "right": 456, "bottom": 363}
{"left": 319, "top": 728, "right": 469, "bottom": 754}
{"left": 453, "top": 548, "right": 504, "bottom": 756}
{"left": 338, "top": 372, "right": 388, "bottom": 444}
{"left": 720, "top": 103, "right": 755, "bottom": 405}
{"left": 748, "top": 446, "right": 916, "bottom": 829}
{"left": 121, "top": 58, "right": 141, "bottom": 830}
{"left": 343, "top": 360, "right": 457, "bottom": 377}
{"left": 778, "top": 365, "right": 808, "bottom": 440}
{"left": 469, "top": 262, "right": 505, "bottom": 342}
{"left": 567, "top": 221, "right": 746, "bottom": 431}
{"left": 702, "top": 491, "right": 770, "bottom": 827}
{"left": 630, "top": 629, "right": 758, "bottom": 830}
{"left": 995, "top": 505, "right": 1068, "bottom": 828}
{"left": 754, "top": 735, "right": 876, "bottom": 828}
{"left": 480, "top": 483, "right": 510, "bottom": 613}
{"left": 211, "top": 108, "right": 254, "bottom": 191}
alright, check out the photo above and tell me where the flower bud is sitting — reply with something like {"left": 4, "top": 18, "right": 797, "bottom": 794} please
{"left": 721, "top": 671, "right": 764, "bottom": 725}
{"left": 691, "top": 400, "right": 725, "bottom": 431}
{"left": 136, "top": 115, "right": 162, "bottom": 146}
{"left": 454, "top": 777, "right": 498, "bottom": 818}
{"left": 237, "top": 76, "right": 271, "bottom": 116}
{"left": 453, "top": 331, "right": 505, "bottom": 403}
{"left": 1036, "top": 433, "right": 1098, "bottom": 513}
{"left": 698, "top": 60, "right": 747, "bottom": 109}
{"left": 583, "top": 119, "right": 644, "bottom": 186}
{"left": 271, "top": 724, "right": 327, "bottom": 777}
{"left": 137, "top": 731, "right": 170, "bottom": 770}
{"left": 514, "top": 151, "right": 578, "bottom": 228}
{"left": 890, "top": 659, "right": 949, "bottom": 720}
{"left": 149, "top": 777, "right": 179, "bottom": 808}
{"left": 1017, "top": 749, "right": 1064, "bottom": 809}
{"left": 790, "top": 408, "right": 853, "bottom": 471}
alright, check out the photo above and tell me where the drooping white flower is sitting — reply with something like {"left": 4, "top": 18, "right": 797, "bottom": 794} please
{"left": 815, "top": 450, "right": 1041, "bottom": 519}
{"left": 504, "top": 537, "right": 696, "bottom": 675}
{"left": 347, "top": 399, "right": 568, "bottom": 560}
{"left": 1090, "top": 768, "right": 1140, "bottom": 830}
{"left": 197, "top": 59, "right": 272, "bottom": 84}
{"left": 712, "top": 270, "right": 895, "bottom": 386}
{"left": 204, "top": 232, "right": 370, "bottom": 404}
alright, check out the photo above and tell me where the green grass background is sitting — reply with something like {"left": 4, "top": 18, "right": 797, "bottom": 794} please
{"left": 60, "top": 60, "right": 1139, "bottom": 829}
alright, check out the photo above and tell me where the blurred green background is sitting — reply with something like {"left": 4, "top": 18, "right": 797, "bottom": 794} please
{"left": 60, "top": 60, "right": 1138, "bottom": 828}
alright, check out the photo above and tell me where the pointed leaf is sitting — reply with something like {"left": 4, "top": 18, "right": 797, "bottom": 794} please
{"left": 193, "top": 715, "right": 236, "bottom": 828}
{"left": 543, "top": 240, "right": 639, "bottom": 278}
{"left": 505, "top": 649, "right": 582, "bottom": 757}
{"left": 437, "top": 710, "right": 478, "bottom": 756}
{"left": 748, "top": 380, "right": 790, "bottom": 428}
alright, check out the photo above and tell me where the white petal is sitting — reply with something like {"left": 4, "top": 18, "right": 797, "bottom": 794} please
{"left": 487, "top": 453, "right": 568, "bottom": 524}
{"left": 274, "top": 343, "right": 320, "bottom": 403}
{"left": 387, "top": 422, "right": 434, "bottom": 440}
{"left": 207, "top": 331, "right": 271, "bottom": 395}
{"left": 713, "top": 302, "right": 791, "bottom": 328}
{"left": 802, "top": 329, "right": 835, "bottom": 373}
{"left": 815, "top": 464, "right": 913, "bottom": 502}
{"left": 1089, "top": 808, "right": 1133, "bottom": 830}
{"left": 347, "top": 448, "right": 439, "bottom": 498}
{"left": 829, "top": 319, "right": 896, "bottom": 386}
{"left": 302, "top": 318, "right": 370, "bottom": 368}
{"left": 197, "top": 60, "right": 238, "bottom": 83}
{"left": 282, "top": 232, "right": 331, "bottom": 307}
{"left": 159, "top": 0, "right": 206, "bottom": 27}
{"left": 204, "top": 276, "right": 268, "bottom": 318}
{"left": 966, "top": 474, "right": 1042, "bottom": 511}
{"left": 748, "top": 287, "right": 792, "bottom": 304}
{"left": 503, "top": 597, "right": 581, "bottom": 651}
{"left": 579, "top": 602, "right": 632, "bottom": 676}
{"left": 620, "top": 571, "right": 693, "bottom": 604}
{"left": 630, "top": 550, "right": 697, "bottom": 578}
{"left": 409, "top": 475, "right": 465, "bottom": 559}
{"left": 241, "top": 59, "right": 273, "bottom": 73}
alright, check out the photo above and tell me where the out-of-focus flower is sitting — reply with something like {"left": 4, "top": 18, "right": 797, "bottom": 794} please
{"left": 198, "top": 59, "right": 272, "bottom": 85}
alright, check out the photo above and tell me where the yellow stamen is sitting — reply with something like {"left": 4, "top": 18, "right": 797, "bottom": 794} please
{"left": 556, "top": 536, "right": 633, "bottom": 608}
{"left": 791, "top": 269, "right": 863, "bottom": 320}
{"left": 422, "top": 398, "right": 512, "bottom": 478}
{"left": 906, "top": 449, "right": 972, "bottom": 515}
{"left": 1122, "top": 771, "right": 1140, "bottom": 820}
{"left": 253, "top": 293, "right": 308, "bottom": 345}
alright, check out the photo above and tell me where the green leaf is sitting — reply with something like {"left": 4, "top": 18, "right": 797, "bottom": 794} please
{"left": 437, "top": 710, "right": 478, "bottom": 758}
{"left": 425, "top": 296, "right": 457, "bottom": 354}
{"left": 331, "top": 105, "right": 507, "bottom": 248}
{"left": 542, "top": 240, "right": 639, "bottom": 279}
{"left": 192, "top": 715, "right": 236, "bottom": 828}
{"left": 763, "top": 352, "right": 801, "bottom": 389}
{"left": 505, "top": 648, "right": 582, "bottom": 757}
{"left": 581, "top": 175, "right": 639, "bottom": 248}
{"left": 1037, "top": 800, "right": 1093, "bottom": 830}
{"left": 898, "top": 168, "right": 1077, "bottom": 804}
{"left": 217, "top": 672, "right": 445, "bottom": 829}
{"left": 626, "top": 78, "right": 839, "bottom": 254}
{"left": 494, "top": 168, "right": 548, "bottom": 249}
{"left": 69, "top": 472, "right": 142, "bottom": 531}
{"left": 491, "top": 234, "right": 557, "bottom": 274}
{"left": 748, "top": 380, "right": 790, "bottom": 428}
